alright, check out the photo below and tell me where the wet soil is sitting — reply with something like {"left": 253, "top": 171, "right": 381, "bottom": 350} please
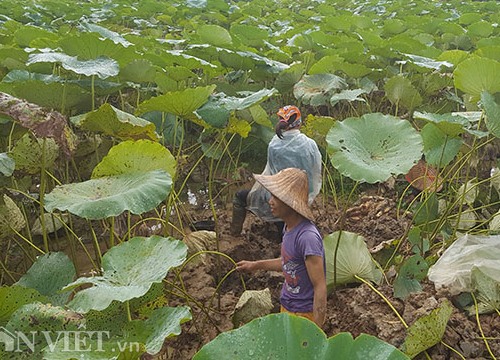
{"left": 160, "top": 189, "right": 500, "bottom": 360}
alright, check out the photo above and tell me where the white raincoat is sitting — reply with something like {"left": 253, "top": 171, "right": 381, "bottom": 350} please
{"left": 247, "top": 129, "right": 322, "bottom": 222}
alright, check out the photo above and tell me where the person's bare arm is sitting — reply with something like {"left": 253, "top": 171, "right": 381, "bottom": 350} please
{"left": 305, "top": 255, "right": 327, "bottom": 327}
{"left": 236, "top": 258, "right": 281, "bottom": 272}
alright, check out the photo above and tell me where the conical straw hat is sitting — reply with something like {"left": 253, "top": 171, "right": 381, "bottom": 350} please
{"left": 254, "top": 168, "right": 314, "bottom": 220}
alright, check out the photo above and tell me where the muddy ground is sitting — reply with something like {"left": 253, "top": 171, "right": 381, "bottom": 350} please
{"left": 160, "top": 186, "right": 500, "bottom": 360}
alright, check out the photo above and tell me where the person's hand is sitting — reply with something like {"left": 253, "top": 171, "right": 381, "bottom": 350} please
{"left": 236, "top": 260, "right": 257, "bottom": 272}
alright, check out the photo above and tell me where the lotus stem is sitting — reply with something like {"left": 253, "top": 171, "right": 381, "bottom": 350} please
{"left": 472, "top": 292, "right": 497, "bottom": 360}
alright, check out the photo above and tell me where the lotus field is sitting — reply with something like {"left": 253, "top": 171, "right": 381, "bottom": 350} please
{"left": 0, "top": 0, "right": 499, "bottom": 358}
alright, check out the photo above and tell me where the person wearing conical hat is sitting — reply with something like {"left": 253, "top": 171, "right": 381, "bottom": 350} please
{"left": 230, "top": 105, "right": 322, "bottom": 237}
{"left": 236, "top": 168, "right": 327, "bottom": 327}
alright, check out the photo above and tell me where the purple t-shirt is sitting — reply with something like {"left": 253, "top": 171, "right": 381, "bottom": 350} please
{"left": 280, "top": 220, "right": 325, "bottom": 313}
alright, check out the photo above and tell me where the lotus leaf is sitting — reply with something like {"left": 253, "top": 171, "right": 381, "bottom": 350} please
{"left": 384, "top": 76, "right": 422, "bottom": 111}
{"left": 393, "top": 255, "right": 429, "bottom": 299}
{"left": 13, "top": 25, "right": 59, "bottom": 47}
{"left": 136, "top": 85, "right": 216, "bottom": 118}
{"left": 80, "top": 22, "right": 133, "bottom": 47}
{"left": 120, "top": 59, "right": 157, "bottom": 83}
{"left": 124, "top": 306, "right": 192, "bottom": 355}
{"left": 326, "top": 113, "right": 422, "bottom": 183}
{"left": 70, "top": 103, "right": 158, "bottom": 141}
{"left": 64, "top": 236, "right": 187, "bottom": 312}
{"left": 198, "top": 24, "right": 233, "bottom": 47}
{"left": 324, "top": 231, "right": 382, "bottom": 290}
{"left": 0, "top": 286, "right": 47, "bottom": 326}
{"left": 194, "top": 313, "right": 409, "bottom": 360}
{"left": 481, "top": 91, "right": 500, "bottom": 138}
{"left": 16, "top": 252, "right": 75, "bottom": 306}
{"left": 401, "top": 53, "right": 453, "bottom": 70}
{"left": 10, "top": 134, "right": 59, "bottom": 175}
{"left": 0, "top": 91, "right": 77, "bottom": 156}
{"left": 92, "top": 139, "right": 176, "bottom": 179}
{"left": 420, "top": 123, "right": 462, "bottom": 167}
{"left": 294, "top": 74, "right": 347, "bottom": 106}
{"left": 31, "top": 213, "right": 69, "bottom": 236}
{"left": 0, "top": 153, "right": 14, "bottom": 176}
{"left": 401, "top": 301, "right": 452, "bottom": 358}
{"left": 27, "top": 52, "right": 119, "bottom": 79}
{"left": 196, "top": 88, "right": 277, "bottom": 128}
{"left": 467, "top": 267, "right": 500, "bottom": 314}
{"left": 454, "top": 56, "right": 500, "bottom": 98}
{"left": 0, "top": 195, "right": 26, "bottom": 238}
{"left": 413, "top": 111, "right": 467, "bottom": 137}
{"left": 44, "top": 170, "right": 172, "bottom": 220}
{"left": 59, "top": 32, "right": 138, "bottom": 66}
{"left": 330, "top": 88, "right": 367, "bottom": 106}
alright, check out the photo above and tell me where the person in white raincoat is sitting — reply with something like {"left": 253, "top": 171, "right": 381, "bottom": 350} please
{"left": 230, "top": 105, "right": 322, "bottom": 236}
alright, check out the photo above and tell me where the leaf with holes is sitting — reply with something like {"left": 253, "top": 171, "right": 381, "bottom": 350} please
{"left": 401, "top": 300, "right": 452, "bottom": 358}
{"left": 394, "top": 255, "right": 429, "bottom": 299}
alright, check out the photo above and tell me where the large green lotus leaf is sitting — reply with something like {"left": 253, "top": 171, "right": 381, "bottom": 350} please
{"left": 64, "top": 236, "right": 187, "bottom": 313}
{"left": 454, "top": 56, "right": 500, "bottom": 98}
{"left": 230, "top": 24, "right": 268, "bottom": 47}
{"left": 218, "top": 50, "right": 255, "bottom": 71}
{"left": 326, "top": 113, "right": 422, "bottom": 183}
{"left": 164, "top": 65, "right": 198, "bottom": 82}
{"left": 401, "top": 300, "right": 452, "bottom": 359}
{"left": 274, "top": 63, "right": 305, "bottom": 94}
{"left": 27, "top": 52, "right": 119, "bottom": 79}
{"left": 323, "top": 231, "right": 382, "bottom": 290}
{"left": 13, "top": 25, "right": 59, "bottom": 47}
{"left": 393, "top": 255, "right": 429, "bottom": 299}
{"left": 437, "top": 49, "right": 469, "bottom": 66}
{"left": 308, "top": 55, "right": 345, "bottom": 75}
{"left": 413, "top": 111, "right": 467, "bottom": 137}
{"left": 120, "top": 59, "right": 157, "bottom": 83}
{"left": 196, "top": 88, "right": 277, "bottom": 128}
{"left": 0, "top": 153, "right": 14, "bottom": 176}
{"left": 294, "top": 74, "right": 347, "bottom": 106}
{"left": 16, "top": 252, "right": 75, "bottom": 306}
{"left": 44, "top": 170, "right": 172, "bottom": 220}
{"left": 124, "top": 306, "right": 192, "bottom": 355}
{"left": 401, "top": 54, "right": 453, "bottom": 71}
{"left": 59, "top": 33, "right": 138, "bottom": 66}
{"left": 0, "top": 80, "right": 92, "bottom": 114}
{"left": 0, "top": 195, "right": 26, "bottom": 238}
{"left": 0, "top": 286, "right": 47, "bottom": 326}
{"left": 92, "top": 140, "right": 176, "bottom": 179}
{"left": 193, "top": 313, "right": 409, "bottom": 360}
{"left": 481, "top": 91, "right": 500, "bottom": 138}
{"left": 420, "top": 123, "right": 462, "bottom": 167}
{"left": 476, "top": 46, "right": 500, "bottom": 62}
{"left": 80, "top": 22, "right": 133, "bottom": 48}
{"left": 9, "top": 134, "right": 59, "bottom": 174}
{"left": 330, "top": 89, "right": 367, "bottom": 106}
{"left": 384, "top": 76, "right": 422, "bottom": 111}
{"left": 70, "top": 103, "right": 158, "bottom": 141}
{"left": 247, "top": 104, "right": 272, "bottom": 128}
{"left": 467, "top": 21, "right": 494, "bottom": 38}
{"left": 136, "top": 85, "right": 216, "bottom": 118}
{"left": 198, "top": 24, "right": 232, "bottom": 47}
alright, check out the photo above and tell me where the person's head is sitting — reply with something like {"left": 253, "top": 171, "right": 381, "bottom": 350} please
{"left": 275, "top": 105, "right": 302, "bottom": 139}
{"left": 253, "top": 167, "right": 314, "bottom": 220}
